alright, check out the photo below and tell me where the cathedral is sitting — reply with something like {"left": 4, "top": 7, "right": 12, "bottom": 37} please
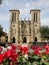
{"left": 8, "top": 10, "right": 41, "bottom": 44}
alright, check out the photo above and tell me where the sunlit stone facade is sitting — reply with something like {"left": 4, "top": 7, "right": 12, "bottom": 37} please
{"left": 8, "top": 10, "right": 41, "bottom": 44}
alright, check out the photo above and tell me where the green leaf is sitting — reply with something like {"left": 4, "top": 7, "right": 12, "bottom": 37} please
{"left": 33, "top": 55, "right": 39, "bottom": 60}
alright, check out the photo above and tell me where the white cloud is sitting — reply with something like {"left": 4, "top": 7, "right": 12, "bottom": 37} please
{"left": 0, "top": 14, "right": 9, "bottom": 21}
{"left": 0, "top": 0, "right": 49, "bottom": 33}
{"left": 17, "top": 0, "right": 49, "bottom": 17}
{"left": 41, "top": 17, "right": 49, "bottom": 26}
{"left": 1, "top": 0, "right": 49, "bottom": 25}
{"left": 0, "top": 0, "right": 12, "bottom": 8}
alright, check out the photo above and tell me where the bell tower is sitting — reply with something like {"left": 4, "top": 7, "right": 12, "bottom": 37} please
{"left": 30, "top": 10, "right": 41, "bottom": 42}
{"left": 8, "top": 10, "right": 20, "bottom": 43}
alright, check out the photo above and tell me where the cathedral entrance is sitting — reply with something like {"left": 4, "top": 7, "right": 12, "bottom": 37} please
{"left": 35, "top": 37, "right": 37, "bottom": 42}
{"left": 12, "top": 37, "right": 15, "bottom": 43}
{"left": 23, "top": 37, "right": 27, "bottom": 43}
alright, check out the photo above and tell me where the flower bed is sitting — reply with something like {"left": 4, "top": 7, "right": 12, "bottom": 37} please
{"left": 0, "top": 43, "right": 49, "bottom": 65}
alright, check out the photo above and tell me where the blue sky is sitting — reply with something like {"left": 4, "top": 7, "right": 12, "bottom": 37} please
{"left": 0, "top": 0, "right": 49, "bottom": 33}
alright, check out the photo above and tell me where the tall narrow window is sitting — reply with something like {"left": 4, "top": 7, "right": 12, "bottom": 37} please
{"left": 14, "top": 13, "right": 16, "bottom": 21}
{"left": 19, "top": 28, "right": 20, "bottom": 33}
{"left": 35, "top": 37, "right": 37, "bottom": 42}
{"left": 30, "top": 28, "right": 31, "bottom": 33}
{"left": 36, "top": 13, "right": 37, "bottom": 21}
{"left": 23, "top": 37, "right": 27, "bottom": 43}
{"left": 12, "top": 13, "right": 14, "bottom": 21}
{"left": 34, "top": 30, "right": 35, "bottom": 34}
{"left": 15, "top": 30, "right": 16, "bottom": 34}
{"left": 12, "top": 37, "right": 15, "bottom": 43}
{"left": 12, "top": 12, "right": 16, "bottom": 22}
{"left": 34, "top": 13, "right": 35, "bottom": 22}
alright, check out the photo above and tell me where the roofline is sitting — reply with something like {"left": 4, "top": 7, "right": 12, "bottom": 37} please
{"left": 9, "top": 10, "right": 20, "bottom": 13}
{"left": 30, "top": 10, "right": 41, "bottom": 13}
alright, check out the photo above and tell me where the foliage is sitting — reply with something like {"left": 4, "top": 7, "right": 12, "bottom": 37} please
{"left": 40, "top": 26, "right": 49, "bottom": 40}
{"left": 0, "top": 25, "right": 6, "bottom": 37}
{"left": 0, "top": 44, "right": 49, "bottom": 65}
{"left": 0, "top": 25, "right": 3, "bottom": 31}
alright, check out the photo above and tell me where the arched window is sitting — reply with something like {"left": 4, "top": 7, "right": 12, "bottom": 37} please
{"left": 12, "top": 37, "right": 15, "bottom": 43}
{"left": 23, "top": 37, "right": 27, "bottom": 43}
{"left": 35, "top": 37, "right": 37, "bottom": 42}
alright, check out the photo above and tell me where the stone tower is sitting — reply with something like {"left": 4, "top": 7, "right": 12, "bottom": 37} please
{"left": 30, "top": 10, "right": 41, "bottom": 42}
{"left": 8, "top": 10, "right": 20, "bottom": 43}
{"left": 8, "top": 9, "right": 41, "bottom": 44}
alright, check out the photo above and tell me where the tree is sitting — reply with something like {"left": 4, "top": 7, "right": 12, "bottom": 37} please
{"left": 0, "top": 25, "right": 3, "bottom": 37}
{"left": 0, "top": 25, "right": 6, "bottom": 37}
{"left": 40, "top": 26, "right": 49, "bottom": 40}
{"left": 0, "top": 25, "right": 3, "bottom": 31}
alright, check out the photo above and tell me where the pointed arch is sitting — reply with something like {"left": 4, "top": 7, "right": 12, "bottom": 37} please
{"left": 35, "top": 37, "right": 37, "bottom": 42}
{"left": 12, "top": 37, "right": 15, "bottom": 43}
{"left": 23, "top": 37, "right": 27, "bottom": 43}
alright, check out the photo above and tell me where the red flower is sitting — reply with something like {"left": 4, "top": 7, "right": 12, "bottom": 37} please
{"left": 23, "top": 47, "right": 28, "bottom": 54}
{"left": 0, "top": 53, "right": 5, "bottom": 63}
{"left": 43, "top": 44, "right": 49, "bottom": 56}
{"left": 35, "top": 46, "right": 42, "bottom": 50}
{"left": 44, "top": 50, "right": 49, "bottom": 56}
{"left": 5, "top": 49, "right": 13, "bottom": 58}
{"left": 8, "top": 44, "right": 16, "bottom": 50}
{"left": 33, "top": 49, "right": 41, "bottom": 56}
{"left": 44, "top": 48, "right": 49, "bottom": 56}
{"left": 19, "top": 46, "right": 28, "bottom": 55}
{"left": 31, "top": 46, "right": 41, "bottom": 51}
{"left": 31, "top": 46, "right": 42, "bottom": 57}
{"left": 0, "top": 46, "right": 2, "bottom": 52}
{"left": 11, "top": 53, "right": 18, "bottom": 62}
{"left": 43, "top": 44, "right": 49, "bottom": 49}
{"left": 5, "top": 47, "right": 18, "bottom": 62}
{"left": 31, "top": 46, "right": 35, "bottom": 50}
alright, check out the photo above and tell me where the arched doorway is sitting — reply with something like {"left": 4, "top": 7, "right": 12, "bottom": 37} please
{"left": 23, "top": 37, "right": 27, "bottom": 43}
{"left": 12, "top": 37, "right": 15, "bottom": 43}
{"left": 35, "top": 37, "right": 37, "bottom": 42}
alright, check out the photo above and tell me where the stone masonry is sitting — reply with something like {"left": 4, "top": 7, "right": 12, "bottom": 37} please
{"left": 8, "top": 10, "right": 41, "bottom": 44}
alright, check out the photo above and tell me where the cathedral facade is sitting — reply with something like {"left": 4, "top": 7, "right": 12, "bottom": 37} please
{"left": 8, "top": 10, "right": 41, "bottom": 44}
